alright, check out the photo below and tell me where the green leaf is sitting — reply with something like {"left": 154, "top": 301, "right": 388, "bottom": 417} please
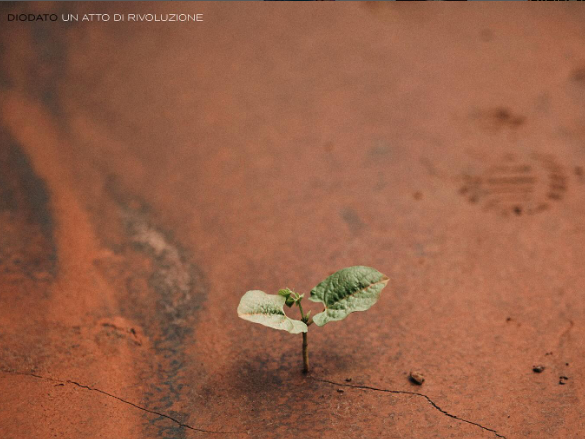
{"left": 309, "top": 266, "right": 389, "bottom": 326}
{"left": 237, "top": 290, "right": 308, "bottom": 334}
{"left": 278, "top": 288, "right": 292, "bottom": 298}
{"left": 278, "top": 288, "right": 295, "bottom": 307}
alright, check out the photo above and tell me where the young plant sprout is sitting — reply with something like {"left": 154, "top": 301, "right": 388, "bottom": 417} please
{"left": 237, "top": 266, "right": 389, "bottom": 373}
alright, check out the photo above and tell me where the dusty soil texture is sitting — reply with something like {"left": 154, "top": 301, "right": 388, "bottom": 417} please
{"left": 1, "top": 2, "right": 585, "bottom": 438}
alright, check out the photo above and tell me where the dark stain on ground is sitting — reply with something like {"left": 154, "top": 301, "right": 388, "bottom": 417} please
{"left": 492, "top": 107, "right": 525, "bottom": 129}
{"left": 340, "top": 207, "right": 365, "bottom": 234}
{"left": 87, "top": 177, "right": 209, "bottom": 439}
{"left": 0, "top": 2, "right": 17, "bottom": 11}
{"left": 572, "top": 67, "right": 585, "bottom": 84}
{"left": 368, "top": 143, "right": 392, "bottom": 161}
{"left": 231, "top": 352, "right": 290, "bottom": 394}
{"left": 229, "top": 341, "right": 360, "bottom": 395}
{"left": 30, "top": 16, "right": 68, "bottom": 119}
{"left": 0, "top": 3, "right": 70, "bottom": 118}
{"left": 222, "top": 350, "right": 338, "bottom": 437}
{"left": 0, "top": 39, "right": 11, "bottom": 89}
{"left": 0, "top": 131, "right": 57, "bottom": 280}
{"left": 474, "top": 107, "right": 526, "bottom": 133}
{"left": 575, "top": 166, "right": 584, "bottom": 183}
{"left": 124, "top": 208, "right": 206, "bottom": 439}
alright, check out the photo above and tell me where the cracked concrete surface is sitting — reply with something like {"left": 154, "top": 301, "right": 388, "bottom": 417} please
{"left": 1, "top": 370, "right": 235, "bottom": 435}
{"left": 311, "top": 377, "right": 506, "bottom": 439}
{"left": 2, "top": 2, "right": 585, "bottom": 438}
{"left": 3, "top": 368, "right": 506, "bottom": 438}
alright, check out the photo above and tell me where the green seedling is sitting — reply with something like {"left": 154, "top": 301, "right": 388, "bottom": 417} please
{"left": 237, "top": 266, "right": 389, "bottom": 373}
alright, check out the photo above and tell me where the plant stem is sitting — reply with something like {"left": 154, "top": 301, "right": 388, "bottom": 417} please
{"left": 298, "top": 300, "right": 306, "bottom": 321}
{"left": 298, "top": 298, "right": 310, "bottom": 374}
{"left": 302, "top": 332, "right": 309, "bottom": 374}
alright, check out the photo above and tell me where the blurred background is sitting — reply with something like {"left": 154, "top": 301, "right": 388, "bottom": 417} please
{"left": 1, "top": 2, "right": 585, "bottom": 438}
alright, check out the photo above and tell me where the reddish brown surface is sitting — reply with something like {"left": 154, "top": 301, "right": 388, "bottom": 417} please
{"left": 1, "top": 2, "right": 585, "bottom": 438}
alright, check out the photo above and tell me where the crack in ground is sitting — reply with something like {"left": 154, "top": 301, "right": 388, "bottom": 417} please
{"left": 2, "top": 368, "right": 506, "bottom": 437}
{"left": 1, "top": 370, "right": 240, "bottom": 435}
{"left": 310, "top": 376, "right": 507, "bottom": 439}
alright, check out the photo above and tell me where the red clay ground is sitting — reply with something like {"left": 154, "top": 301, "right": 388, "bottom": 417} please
{"left": 1, "top": 2, "right": 585, "bottom": 438}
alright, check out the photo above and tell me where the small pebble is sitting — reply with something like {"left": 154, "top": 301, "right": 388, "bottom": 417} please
{"left": 409, "top": 370, "right": 425, "bottom": 385}
{"left": 559, "top": 376, "right": 569, "bottom": 385}
{"left": 533, "top": 365, "right": 545, "bottom": 373}
{"left": 337, "top": 389, "right": 344, "bottom": 393}
{"left": 345, "top": 378, "right": 352, "bottom": 382}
